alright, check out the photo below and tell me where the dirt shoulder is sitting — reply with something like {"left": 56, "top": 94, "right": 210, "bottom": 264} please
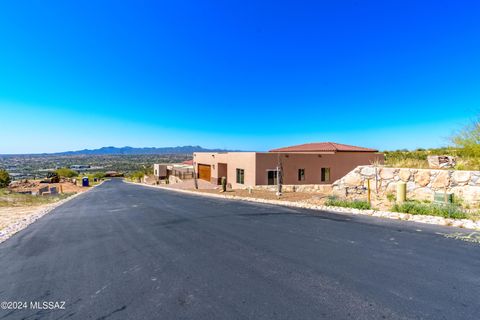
{"left": 196, "top": 188, "right": 327, "bottom": 203}
{"left": 0, "top": 181, "right": 103, "bottom": 243}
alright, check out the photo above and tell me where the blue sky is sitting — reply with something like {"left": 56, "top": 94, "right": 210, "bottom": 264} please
{"left": 0, "top": 0, "right": 479, "bottom": 154}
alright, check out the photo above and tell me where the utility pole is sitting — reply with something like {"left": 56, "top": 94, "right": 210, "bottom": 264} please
{"left": 276, "top": 153, "right": 282, "bottom": 197}
{"left": 192, "top": 162, "right": 198, "bottom": 189}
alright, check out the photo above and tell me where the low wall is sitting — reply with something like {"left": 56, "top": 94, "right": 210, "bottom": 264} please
{"left": 253, "top": 184, "right": 332, "bottom": 193}
{"left": 332, "top": 166, "right": 480, "bottom": 205}
{"left": 168, "top": 175, "right": 183, "bottom": 184}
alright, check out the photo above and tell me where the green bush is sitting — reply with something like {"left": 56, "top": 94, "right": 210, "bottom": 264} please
{"left": 55, "top": 167, "right": 78, "bottom": 178}
{"left": 391, "top": 201, "right": 467, "bottom": 219}
{"left": 127, "top": 170, "right": 145, "bottom": 182}
{"left": 325, "top": 196, "right": 371, "bottom": 210}
{"left": 0, "top": 169, "right": 11, "bottom": 188}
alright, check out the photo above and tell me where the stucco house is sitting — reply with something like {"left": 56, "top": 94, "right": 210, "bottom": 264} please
{"left": 193, "top": 142, "right": 384, "bottom": 189}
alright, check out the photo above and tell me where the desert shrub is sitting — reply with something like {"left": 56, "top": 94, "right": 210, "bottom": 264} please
{"left": 46, "top": 172, "right": 60, "bottom": 183}
{"left": 325, "top": 196, "right": 371, "bottom": 210}
{"left": 93, "top": 172, "right": 106, "bottom": 179}
{"left": 391, "top": 201, "right": 467, "bottom": 219}
{"left": 0, "top": 169, "right": 11, "bottom": 188}
{"left": 451, "top": 117, "right": 480, "bottom": 158}
{"left": 386, "top": 193, "right": 395, "bottom": 202}
{"left": 55, "top": 167, "right": 78, "bottom": 178}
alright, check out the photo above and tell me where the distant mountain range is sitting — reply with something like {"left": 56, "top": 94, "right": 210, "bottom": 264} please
{"left": 51, "top": 146, "right": 234, "bottom": 155}
{"left": 2, "top": 146, "right": 236, "bottom": 156}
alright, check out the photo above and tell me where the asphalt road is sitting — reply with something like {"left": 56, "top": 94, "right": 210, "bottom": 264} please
{"left": 0, "top": 179, "right": 479, "bottom": 320}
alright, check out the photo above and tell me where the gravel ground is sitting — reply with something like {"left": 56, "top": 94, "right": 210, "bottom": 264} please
{"left": 0, "top": 182, "right": 104, "bottom": 244}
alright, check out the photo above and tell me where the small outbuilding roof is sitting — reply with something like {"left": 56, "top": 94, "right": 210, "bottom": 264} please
{"left": 269, "top": 142, "right": 378, "bottom": 153}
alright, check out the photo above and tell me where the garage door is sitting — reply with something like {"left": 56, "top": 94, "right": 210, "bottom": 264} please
{"left": 198, "top": 164, "right": 211, "bottom": 181}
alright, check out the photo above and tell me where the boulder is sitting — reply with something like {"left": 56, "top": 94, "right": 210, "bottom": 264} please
{"left": 431, "top": 171, "right": 450, "bottom": 189}
{"left": 427, "top": 155, "right": 456, "bottom": 169}
{"left": 385, "top": 182, "right": 397, "bottom": 193}
{"left": 379, "top": 168, "right": 395, "bottom": 180}
{"left": 451, "top": 186, "right": 480, "bottom": 205}
{"left": 398, "top": 169, "right": 411, "bottom": 182}
{"left": 452, "top": 171, "right": 471, "bottom": 185}
{"left": 407, "top": 181, "right": 416, "bottom": 192}
{"left": 344, "top": 173, "right": 362, "bottom": 186}
{"left": 360, "top": 166, "right": 376, "bottom": 177}
{"left": 412, "top": 187, "right": 434, "bottom": 201}
{"left": 414, "top": 171, "right": 431, "bottom": 187}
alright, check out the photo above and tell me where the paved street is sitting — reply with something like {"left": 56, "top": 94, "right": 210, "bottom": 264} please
{"left": 0, "top": 179, "right": 479, "bottom": 320}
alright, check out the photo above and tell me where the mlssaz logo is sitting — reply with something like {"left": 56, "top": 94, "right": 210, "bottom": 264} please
{"left": 30, "top": 301, "right": 66, "bottom": 310}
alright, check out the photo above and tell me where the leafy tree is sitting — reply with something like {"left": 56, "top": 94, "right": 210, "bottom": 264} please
{"left": 0, "top": 169, "right": 11, "bottom": 188}
{"left": 451, "top": 117, "right": 480, "bottom": 157}
{"left": 55, "top": 167, "right": 78, "bottom": 178}
{"left": 128, "top": 170, "right": 145, "bottom": 182}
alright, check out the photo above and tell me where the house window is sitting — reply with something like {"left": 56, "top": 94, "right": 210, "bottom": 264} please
{"left": 321, "top": 168, "right": 330, "bottom": 182}
{"left": 298, "top": 169, "right": 305, "bottom": 181}
{"left": 236, "top": 168, "right": 245, "bottom": 184}
{"left": 267, "top": 170, "right": 278, "bottom": 185}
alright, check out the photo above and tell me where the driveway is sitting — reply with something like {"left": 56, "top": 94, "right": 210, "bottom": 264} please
{"left": 0, "top": 179, "right": 479, "bottom": 319}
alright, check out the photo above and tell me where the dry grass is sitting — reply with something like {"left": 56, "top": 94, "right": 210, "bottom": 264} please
{"left": 384, "top": 158, "right": 430, "bottom": 169}
{"left": 0, "top": 189, "right": 73, "bottom": 207}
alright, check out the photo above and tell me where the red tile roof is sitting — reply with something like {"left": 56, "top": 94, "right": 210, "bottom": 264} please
{"left": 182, "top": 160, "right": 194, "bottom": 165}
{"left": 269, "top": 142, "right": 378, "bottom": 153}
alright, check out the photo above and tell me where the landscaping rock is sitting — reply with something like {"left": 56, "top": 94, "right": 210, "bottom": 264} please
{"left": 379, "top": 168, "right": 395, "bottom": 180}
{"left": 407, "top": 181, "right": 416, "bottom": 192}
{"left": 451, "top": 186, "right": 480, "bottom": 205}
{"left": 360, "top": 166, "right": 376, "bottom": 177}
{"left": 413, "top": 187, "right": 434, "bottom": 201}
{"left": 452, "top": 171, "right": 471, "bottom": 185}
{"left": 344, "top": 173, "right": 363, "bottom": 186}
{"left": 398, "top": 169, "right": 411, "bottom": 182}
{"left": 427, "top": 155, "right": 456, "bottom": 169}
{"left": 414, "top": 171, "right": 431, "bottom": 187}
{"left": 385, "top": 182, "right": 397, "bottom": 193}
{"left": 431, "top": 171, "right": 450, "bottom": 189}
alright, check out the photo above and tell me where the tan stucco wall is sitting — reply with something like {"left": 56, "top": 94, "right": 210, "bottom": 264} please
{"left": 193, "top": 152, "right": 228, "bottom": 183}
{"left": 153, "top": 164, "right": 167, "bottom": 178}
{"left": 193, "top": 152, "right": 256, "bottom": 186}
{"left": 225, "top": 152, "right": 257, "bottom": 189}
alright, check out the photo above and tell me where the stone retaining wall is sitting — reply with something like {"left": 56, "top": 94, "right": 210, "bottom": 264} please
{"left": 333, "top": 166, "right": 480, "bottom": 205}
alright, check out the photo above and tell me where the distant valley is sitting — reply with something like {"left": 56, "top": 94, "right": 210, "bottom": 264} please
{"left": 2, "top": 146, "right": 236, "bottom": 156}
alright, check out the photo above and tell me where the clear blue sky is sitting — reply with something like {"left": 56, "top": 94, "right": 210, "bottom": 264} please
{"left": 1, "top": 0, "right": 479, "bottom": 154}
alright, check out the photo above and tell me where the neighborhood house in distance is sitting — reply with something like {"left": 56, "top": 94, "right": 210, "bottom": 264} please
{"left": 191, "top": 142, "right": 384, "bottom": 188}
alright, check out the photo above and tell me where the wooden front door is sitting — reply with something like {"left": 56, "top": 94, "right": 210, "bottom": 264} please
{"left": 198, "top": 164, "right": 211, "bottom": 181}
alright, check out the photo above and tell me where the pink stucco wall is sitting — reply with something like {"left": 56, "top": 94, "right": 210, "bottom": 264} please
{"left": 255, "top": 152, "right": 384, "bottom": 185}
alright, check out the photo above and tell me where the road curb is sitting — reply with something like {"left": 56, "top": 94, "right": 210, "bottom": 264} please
{"left": 125, "top": 180, "right": 480, "bottom": 231}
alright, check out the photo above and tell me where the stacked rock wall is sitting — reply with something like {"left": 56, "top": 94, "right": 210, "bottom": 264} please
{"left": 333, "top": 166, "right": 480, "bottom": 205}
